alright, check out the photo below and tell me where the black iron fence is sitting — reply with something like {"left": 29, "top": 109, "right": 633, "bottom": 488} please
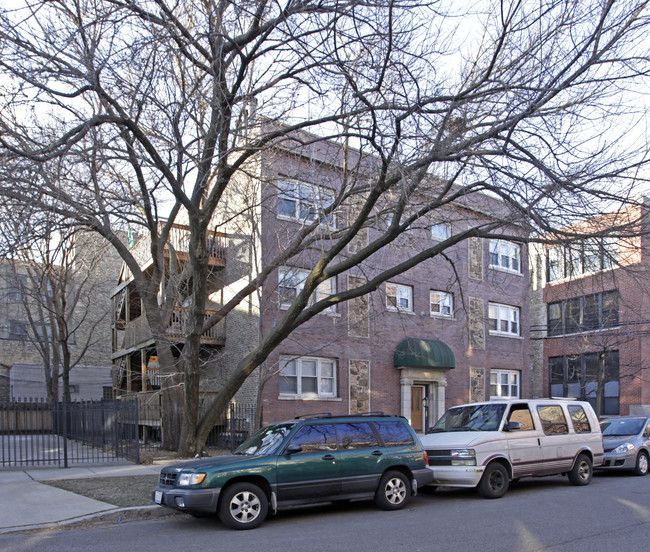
{"left": 0, "top": 398, "right": 257, "bottom": 468}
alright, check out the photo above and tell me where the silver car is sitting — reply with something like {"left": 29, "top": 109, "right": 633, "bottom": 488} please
{"left": 599, "top": 416, "right": 650, "bottom": 476}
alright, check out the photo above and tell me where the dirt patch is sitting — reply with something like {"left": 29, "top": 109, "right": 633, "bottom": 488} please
{"left": 45, "top": 475, "right": 160, "bottom": 508}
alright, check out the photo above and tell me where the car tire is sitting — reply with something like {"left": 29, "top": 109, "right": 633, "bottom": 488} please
{"left": 374, "top": 470, "right": 410, "bottom": 510}
{"left": 218, "top": 482, "right": 268, "bottom": 530}
{"left": 568, "top": 453, "right": 592, "bottom": 486}
{"left": 633, "top": 451, "right": 649, "bottom": 476}
{"left": 477, "top": 462, "right": 509, "bottom": 499}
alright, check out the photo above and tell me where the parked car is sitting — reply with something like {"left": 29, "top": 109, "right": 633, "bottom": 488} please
{"left": 420, "top": 398, "right": 604, "bottom": 499}
{"left": 598, "top": 415, "right": 650, "bottom": 476}
{"left": 152, "top": 413, "right": 433, "bottom": 529}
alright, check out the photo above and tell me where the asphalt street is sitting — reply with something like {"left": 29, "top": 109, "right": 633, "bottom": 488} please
{"left": 0, "top": 472, "right": 648, "bottom": 552}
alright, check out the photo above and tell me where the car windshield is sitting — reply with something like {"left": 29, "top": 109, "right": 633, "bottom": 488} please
{"left": 601, "top": 418, "right": 645, "bottom": 437}
{"left": 233, "top": 423, "right": 295, "bottom": 456}
{"left": 428, "top": 403, "right": 507, "bottom": 433}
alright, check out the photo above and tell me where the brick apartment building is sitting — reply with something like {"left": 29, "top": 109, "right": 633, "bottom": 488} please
{"left": 113, "top": 129, "right": 531, "bottom": 432}
{"left": 239, "top": 132, "right": 531, "bottom": 430}
{"left": 530, "top": 199, "right": 650, "bottom": 417}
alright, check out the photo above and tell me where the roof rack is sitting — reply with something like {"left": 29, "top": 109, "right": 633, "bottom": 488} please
{"left": 293, "top": 412, "right": 389, "bottom": 420}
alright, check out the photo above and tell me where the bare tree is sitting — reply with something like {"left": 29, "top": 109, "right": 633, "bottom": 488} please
{"left": 0, "top": 207, "right": 115, "bottom": 404}
{"left": 0, "top": 0, "right": 649, "bottom": 453}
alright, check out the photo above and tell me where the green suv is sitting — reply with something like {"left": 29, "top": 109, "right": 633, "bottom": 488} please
{"left": 152, "top": 413, "right": 433, "bottom": 529}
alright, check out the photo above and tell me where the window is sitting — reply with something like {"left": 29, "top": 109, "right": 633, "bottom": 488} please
{"left": 490, "top": 370, "right": 520, "bottom": 399}
{"left": 568, "top": 405, "right": 592, "bottom": 433}
{"left": 546, "top": 238, "right": 619, "bottom": 282}
{"left": 507, "top": 406, "right": 535, "bottom": 430}
{"left": 374, "top": 421, "right": 415, "bottom": 446}
{"left": 277, "top": 180, "right": 334, "bottom": 225}
{"left": 488, "top": 303, "right": 520, "bottom": 336}
{"left": 35, "top": 323, "right": 53, "bottom": 342}
{"left": 489, "top": 240, "right": 521, "bottom": 274}
{"left": 6, "top": 275, "right": 27, "bottom": 301}
{"left": 278, "top": 268, "right": 336, "bottom": 313}
{"left": 537, "top": 405, "right": 569, "bottom": 435}
{"left": 549, "top": 351, "right": 619, "bottom": 415}
{"left": 547, "top": 290, "right": 619, "bottom": 336}
{"left": 386, "top": 283, "right": 413, "bottom": 312}
{"left": 430, "top": 290, "right": 453, "bottom": 317}
{"left": 279, "top": 356, "right": 337, "bottom": 398}
{"left": 289, "top": 424, "right": 337, "bottom": 453}
{"left": 8, "top": 320, "right": 28, "bottom": 341}
{"left": 431, "top": 223, "right": 451, "bottom": 241}
{"left": 336, "top": 422, "right": 379, "bottom": 449}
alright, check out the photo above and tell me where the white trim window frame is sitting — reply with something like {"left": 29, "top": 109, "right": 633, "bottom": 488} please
{"left": 386, "top": 282, "right": 413, "bottom": 313}
{"left": 488, "top": 303, "right": 520, "bottom": 337}
{"left": 279, "top": 355, "right": 337, "bottom": 398}
{"left": 277, "top": 179, "right": 335, "bottom": 226}
{"left": 489, "top": 240, "right": 521, "bottom": 274}
{"left": 490, "top": 370, "right": 520, "bottom": 399}
{"left": 430, "top": 290, "right": 453, "bottom": 318}
{"left": 278, "top": 267, "right": 336, "bottom": 313}
{"left": 431, "top": 222, "right": 451, "bottom": 242}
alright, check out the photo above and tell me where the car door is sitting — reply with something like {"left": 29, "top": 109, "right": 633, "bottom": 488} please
{"left": 275, "top": 423, "right": 341, "bottom": 502}
{"left": 504, "top": 403, "right": 544, "bottom": 478}
{"left": 335, "top": 422, "right": 384, "bottom": 495}
{"left": 536, "top": 404, "right": 573, "bottom": 473}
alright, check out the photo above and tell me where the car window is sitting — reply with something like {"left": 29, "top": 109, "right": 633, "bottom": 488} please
{"left": 289, "top": 424, "right": 337, "bottom": 453}
{"left": 507, "top": 406, "right": 535, "bottom": 430}
{"left": 336, "top": 422, "right": 379, "bottom": 449}
{"left": 537, "top": 405, "right": 569, "bottom": 435}
{"left": 567, "top": 405, "right": 591, "bottom": 433}
{"left": 374, "top": 421, "right": 415, "bottom": 446}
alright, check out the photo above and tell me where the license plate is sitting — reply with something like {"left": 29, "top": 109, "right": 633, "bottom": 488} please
{"left": 154, "top": 491, "right": 163, "bottom": 504}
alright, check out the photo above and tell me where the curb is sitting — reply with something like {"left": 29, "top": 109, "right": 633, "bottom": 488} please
{"left": 0, "top": 505, "right": 179, "bottom": 535}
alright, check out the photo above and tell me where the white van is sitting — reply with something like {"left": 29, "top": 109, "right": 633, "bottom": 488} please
{"left": 420, "top": 398, "right": 604, "bottom": 498}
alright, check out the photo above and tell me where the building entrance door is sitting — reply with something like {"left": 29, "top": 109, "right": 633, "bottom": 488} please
{"left": 410, "top": 385, "right": 425, "bottom": 432}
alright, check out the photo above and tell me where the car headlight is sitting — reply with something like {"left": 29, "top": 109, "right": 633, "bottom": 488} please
{"left": 612, "top": 443, "right": 635, "bottom": 455}
{"left": 177, "top": 473, "right": 206, "bottom": 486}
{"left": 451, "top": 448, "right": 477, "bottom": 466}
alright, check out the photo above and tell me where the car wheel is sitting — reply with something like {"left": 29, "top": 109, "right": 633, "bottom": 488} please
{"left": 568, "top": 453, "right": 592, "bottom": 486}
{"left": 633, "top": 451, "right": 649, "bottom": 476}
{"left": 374, "top": 470, "right": 410, "bottom": 510}
{"left": 477, "top": 462, "right": 509, "bottom": 499}
{"left": 218, "top": 482, "right": 268, "bottom": 530}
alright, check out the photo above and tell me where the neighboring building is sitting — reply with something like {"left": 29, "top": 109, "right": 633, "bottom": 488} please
{"left": 0, "top": 233, "right": 119, "bottom": 401}
{"left": 113, "top": 128, "right": 531, "bottom": 432}
{"left": 530, "top": 199, "right": 650, "bottom": 417}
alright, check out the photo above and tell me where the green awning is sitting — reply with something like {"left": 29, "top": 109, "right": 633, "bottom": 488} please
{"left": 394, "top": 338, "right": 455, "bottom": 369}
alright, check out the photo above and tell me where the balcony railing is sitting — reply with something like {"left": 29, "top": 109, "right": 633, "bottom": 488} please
{"left": 165, "top": 224, "right": 226, "bottom": 267}
{"left": 115, "top": 307, "right": 225, "bottom": 352}
{"left": 128, "top": 223, "right": 226, "bottom": 273}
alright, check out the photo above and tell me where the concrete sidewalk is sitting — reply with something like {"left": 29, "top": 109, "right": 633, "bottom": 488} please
{"left": 0, "top": 464, "right": 172, "bottom": 534}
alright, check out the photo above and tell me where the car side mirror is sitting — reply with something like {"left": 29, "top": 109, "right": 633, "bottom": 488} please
{"left": 285, "top": 444, "right": 303, "bottom": 455}
{"left": 504, "top": 421, "right": 524, "bottom": 432}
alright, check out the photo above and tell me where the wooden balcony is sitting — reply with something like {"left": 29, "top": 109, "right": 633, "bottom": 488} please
{"left": 115, "top": 307, "right": 225, "bottom": 353}
{"left": 164, "top": 224, "right": 226, "bottom": 268}
{"left": 129, "top": 223, "right": 226, "bottom": 272}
